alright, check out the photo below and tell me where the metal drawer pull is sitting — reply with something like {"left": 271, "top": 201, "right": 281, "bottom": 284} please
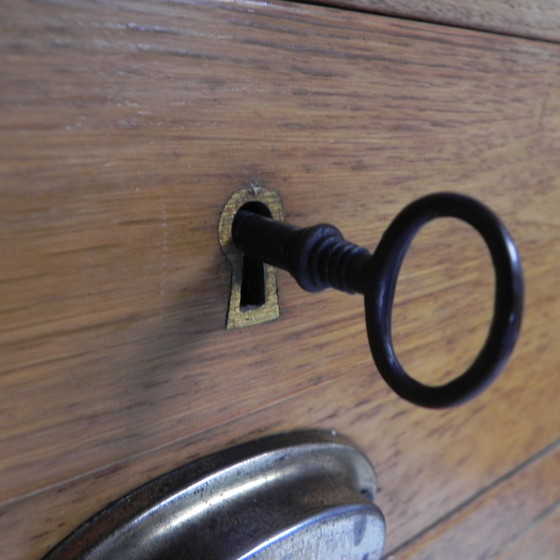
{"left": 232, "top": 192, "right": 524, "bottom": 408}
{"left": 43, "top": 431, "right": 385, "bottom": 560}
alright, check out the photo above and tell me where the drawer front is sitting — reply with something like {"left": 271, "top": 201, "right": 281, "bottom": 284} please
{"left": 1, "top": 0, "right": 559, "bottom": 558}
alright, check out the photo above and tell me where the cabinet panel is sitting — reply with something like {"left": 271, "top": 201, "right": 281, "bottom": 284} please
{"left": 307, "top": 0, "right": 560, "bottom": 42}
{"left": 395, "top": 441, "right": 560, "bottom": 558}
{"left": 1, "top": 0, "right": 560, "bottom": 558}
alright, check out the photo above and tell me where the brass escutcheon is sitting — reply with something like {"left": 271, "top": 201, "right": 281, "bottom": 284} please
{"left": 219, "top": 183, "right": 284, "bottom": 329}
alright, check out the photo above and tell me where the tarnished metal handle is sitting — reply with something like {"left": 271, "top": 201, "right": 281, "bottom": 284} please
{"left": 43, "top": 431, "right": 386, "bottom": 560}
{"left": 232, "top": 192, "right": 524, "bottom": 408}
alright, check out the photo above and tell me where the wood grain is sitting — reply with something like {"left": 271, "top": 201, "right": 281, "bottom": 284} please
{"left": 1, "top": 0, "right": 560, "bottom": 558}
{"left": 306, "top": 0, "right": 560, "bottom": 43}
{"left": 491, "top": 504, "right": 560, "bottom": 560}
{"left": 2, "top": 368, "right": 559, "bottom": 559}
{"left": 391, "top": 440, "right": 560, "bottom": 558}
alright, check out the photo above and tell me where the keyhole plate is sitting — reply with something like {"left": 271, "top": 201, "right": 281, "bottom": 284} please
{"left": 219, "top": 183, "right": 284, "bottom": 329}
{"left": 42, "top": 431, "right": 385, "bottom": 560}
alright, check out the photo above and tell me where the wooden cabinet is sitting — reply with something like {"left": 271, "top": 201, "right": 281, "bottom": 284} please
{"left": 1, "top": 1, "right": 559, "bottom": 557}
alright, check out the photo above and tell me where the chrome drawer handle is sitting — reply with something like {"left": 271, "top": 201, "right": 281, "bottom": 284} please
{"left": 232, "top": 192, "right": 523, "bottom": 408}
{"left": 43, "top": 431, "right": 386, "bottom": 560}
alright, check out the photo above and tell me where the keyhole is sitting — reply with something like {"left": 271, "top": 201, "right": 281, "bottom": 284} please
{"left": 218, "top": 184, "right": 284, "bottom": 329}
{"left": 238, "top": 202, "right": 271, "bottom": 311}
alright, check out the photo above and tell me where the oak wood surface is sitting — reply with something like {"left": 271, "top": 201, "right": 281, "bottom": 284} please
{"left": 304, "top": 0, "right": 560, "bottom": 43}
{"left": 1, "top": 0, "right": 560, "bottom": 558}
{"left": 394, "top": 441, "right": 560, "bottom": 559}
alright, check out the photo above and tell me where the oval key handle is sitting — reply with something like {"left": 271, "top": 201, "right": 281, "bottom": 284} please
{"left": 232, "top": 192, "right": 523, "bottom": 409}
